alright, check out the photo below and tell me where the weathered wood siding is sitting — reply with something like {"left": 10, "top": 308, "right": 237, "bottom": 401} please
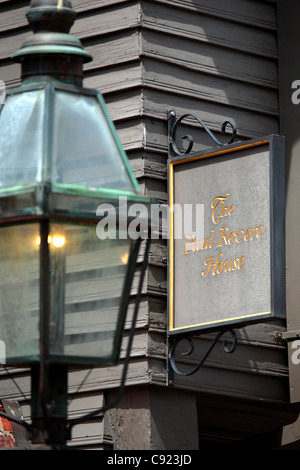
{"left": 0, "top": 0, "right": 295, "bottom": 448}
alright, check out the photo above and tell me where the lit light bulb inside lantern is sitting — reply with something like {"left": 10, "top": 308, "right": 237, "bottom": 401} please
{"left": 35, "top": 234, "right": 66, "bottom": 247}
{"left": 50, "top": 235, "right": 66, "bottom": 248}
{"left": 121, "top": 252, "right": 129, "bottom": 264}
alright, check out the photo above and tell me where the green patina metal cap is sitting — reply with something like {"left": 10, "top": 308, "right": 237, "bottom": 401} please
{"left": 12, "top": 0, "right": 92, "bottom": 63}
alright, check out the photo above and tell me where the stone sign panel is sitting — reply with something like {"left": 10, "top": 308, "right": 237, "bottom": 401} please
{"left": 168, "top": 135, "right": 285, "bottom": 335}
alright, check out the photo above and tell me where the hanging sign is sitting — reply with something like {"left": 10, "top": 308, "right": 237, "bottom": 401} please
{"left": 168, "top": 135, "right": 285, "bottom": 335}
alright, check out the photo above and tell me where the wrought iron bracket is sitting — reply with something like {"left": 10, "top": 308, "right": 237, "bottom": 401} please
{"left": 168, "top": 329, "right": 238, "bottom": 384}
{"left": 168, "top": 110, "right": 237, "bottom": 157}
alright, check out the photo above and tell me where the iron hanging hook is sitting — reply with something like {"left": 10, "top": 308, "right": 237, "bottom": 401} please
{"left": 168, "top": 329, "right": 238, "bottom": 377}
{"left": 168, "top": 111, "right": 237, "bottom": 156}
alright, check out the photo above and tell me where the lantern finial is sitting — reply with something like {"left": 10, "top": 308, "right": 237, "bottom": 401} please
{"left": 26, "top": 0, "right": 76, "bottom": 34}
{"left": 12, "top": 0, "right": 92, "bottom": 70}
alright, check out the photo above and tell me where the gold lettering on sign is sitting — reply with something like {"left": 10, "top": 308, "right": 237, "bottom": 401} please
{"left": 211, "top": 193, "right": 235, "bottom": 224}
{"left": 182, "top": 192, "right": 264, "bottom": 278}
{"left": 202, "top": 252, "right": 245, "bottom": 277}
{"left": 216, "top": 225, "right": 263, "bottom": 247}
{"left": 183, "top": 231, "right": 215, "bottom": 254}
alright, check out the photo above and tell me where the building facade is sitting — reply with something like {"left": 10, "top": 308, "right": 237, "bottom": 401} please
{"left": 1, "top": 0, "right": 300, "bottom": 449}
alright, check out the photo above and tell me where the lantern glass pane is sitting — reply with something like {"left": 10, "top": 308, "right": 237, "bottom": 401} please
{"left": 48, "top": 222, "right": 134, "bottom": 364}
{"left": 52, "top": 91, "right": 134, "bottom": 191}
{"left": 0, "top": 223, "right": 40, "bottom": 363}
{"left": 0, "top": 91, "right": 45, "bottom": 188}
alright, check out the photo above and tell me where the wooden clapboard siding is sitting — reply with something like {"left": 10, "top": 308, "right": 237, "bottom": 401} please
{"left": 0, "top": 1, "right": 28, "bottom": 32}
{"left": 134, "top": 0, "right": 288, "bottom": 413}
{"left": 139, "top": 0, "right": 279, "bottom": 144}
{"left": 137, "top": 0, "right": 287, "bottom": 410}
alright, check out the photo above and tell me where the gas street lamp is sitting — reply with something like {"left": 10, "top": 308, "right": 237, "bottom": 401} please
{"left": 0, "top": 0, "right": 151, "bottom": 446}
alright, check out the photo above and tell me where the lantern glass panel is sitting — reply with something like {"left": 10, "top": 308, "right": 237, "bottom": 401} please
{"left": 0, "top": 223, "right": 40, "bottom": 363}
{"left": 48, "top": 222, "right": 134, "bottom": 364}
{"left": 52, "top": 91, "right": 134, "bottom": 191}
{"left": 0, "top": 91, "right": 45, "bottom": 188}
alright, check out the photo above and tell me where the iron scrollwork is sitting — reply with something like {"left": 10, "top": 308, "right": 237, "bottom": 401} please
{"left": 168, "top": 329, "right": 238, "bottom": 378}
{"left": 168, "top": 110, "right": 237, "bottom": 156}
